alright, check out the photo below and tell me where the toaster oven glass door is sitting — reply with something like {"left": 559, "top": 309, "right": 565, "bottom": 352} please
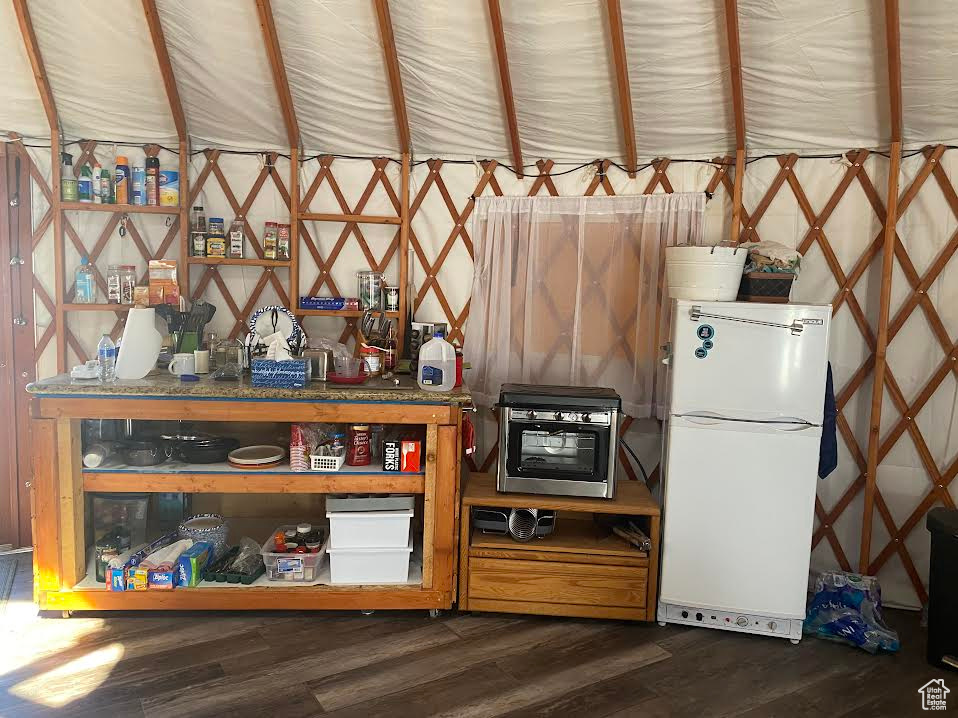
{"left": 505, "top": 420, "right": 610, "bottom": 484}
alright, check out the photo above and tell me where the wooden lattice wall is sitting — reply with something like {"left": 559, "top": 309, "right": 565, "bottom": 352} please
{"left": 11, "top": 142, "right": 958, "bottom": 607}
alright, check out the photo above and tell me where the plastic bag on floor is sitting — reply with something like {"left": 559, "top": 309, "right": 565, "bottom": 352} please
{"left": 803, "top": 571, "right": 900, "bottom": 653}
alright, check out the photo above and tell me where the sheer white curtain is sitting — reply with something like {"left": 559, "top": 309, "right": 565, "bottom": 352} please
{"left": 468, "top": 193, "right": 705, "bottom": 417}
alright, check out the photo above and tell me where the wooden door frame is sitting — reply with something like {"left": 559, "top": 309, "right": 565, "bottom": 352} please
{"left": 0, "top": 142, "right": 36, "bottom": 548}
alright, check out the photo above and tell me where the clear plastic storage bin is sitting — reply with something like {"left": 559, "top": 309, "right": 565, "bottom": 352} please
{"left": 261, "top": 525, "right": 327, "bottom": 582}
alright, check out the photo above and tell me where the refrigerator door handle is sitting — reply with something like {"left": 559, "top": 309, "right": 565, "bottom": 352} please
{"left": 689, "top": 305, "right": 804, "bottom": 336}
{"left": 679, "top": 412, "right": 816, "bottom": 428}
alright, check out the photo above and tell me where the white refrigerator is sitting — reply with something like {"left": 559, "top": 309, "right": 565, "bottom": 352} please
{"left": 657, "top": 299, "right": 831, "bottom": 643}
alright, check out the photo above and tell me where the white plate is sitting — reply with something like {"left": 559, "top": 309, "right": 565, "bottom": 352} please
{"left": 228, "top": 445, "right": 286, "bottom": 465}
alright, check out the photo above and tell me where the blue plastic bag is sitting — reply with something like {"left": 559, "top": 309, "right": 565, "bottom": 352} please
{"left": 803, "top": 571, "right": 900, "bottom": 653}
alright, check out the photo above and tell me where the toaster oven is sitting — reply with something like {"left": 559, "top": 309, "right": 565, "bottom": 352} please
{"left": 496, "top": 384, "right": 620, "bottom": 499}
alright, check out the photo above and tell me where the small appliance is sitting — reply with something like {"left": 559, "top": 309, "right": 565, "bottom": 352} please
{"left": 496, "top": 384, "right": 620, "bottom": 499}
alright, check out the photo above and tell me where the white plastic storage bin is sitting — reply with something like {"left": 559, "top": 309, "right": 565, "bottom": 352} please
{"left": 326, "top": 509, "right": 413, "bottom": 549}
{"left": 327, "top": 533, "right": 413, "bottom": 584}
{"left": 665, "top": 245, "right": 747, "bottom": 301}
{"left": 261, "top": 526, "right": 327, "bottom": 582}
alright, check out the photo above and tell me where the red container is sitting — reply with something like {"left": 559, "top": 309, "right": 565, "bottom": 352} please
{"left": 455, "top": 349, "right": 463, "bottom": 388}
{"left": 346, "top": 424, "right": 371, "bottom": 466}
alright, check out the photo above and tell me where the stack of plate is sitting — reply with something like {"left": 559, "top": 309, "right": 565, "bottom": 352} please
{"left": 228, "top": 445, "right": 286, "bottom": 470}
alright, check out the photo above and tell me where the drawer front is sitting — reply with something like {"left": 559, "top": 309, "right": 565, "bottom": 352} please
{"left": 469, "top": 558, "right": 647, "bottom": 609}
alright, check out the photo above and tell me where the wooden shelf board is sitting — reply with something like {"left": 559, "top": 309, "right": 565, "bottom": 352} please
{"left": 61, "top": 202, "right": 180, "bottom": 215}
{"left": 463, "top": 473, "right": 660, "bottom": 516}
{"left": 300, "top": 212, "right": 401, "bottom": 226}
{"left": 297, "top": 308, "right": 400, "bottom": 318}
{"left": 62, "top": 303, "right": 132, "bottom": 312}
{"left": 470, "top": 522, "right": 648, "bottom": 559}
{"left": 187, "top": 257, "right": 291, "bottom": 267}
{"left": 82, "top": 461, "right": 425, "bottom": 493}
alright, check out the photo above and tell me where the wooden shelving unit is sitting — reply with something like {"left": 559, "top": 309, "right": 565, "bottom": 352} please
{"left": 300, "top": 211, "right": 401, "bottom": 225}
{"left": 459, "top": 473, "right": 660, "bottom": 622}
{"left": 62, "top": 303, "right": 133, "bottom": 313}
{"left": 82, "top": 461, "right": 425, "bottom": 494}
{"left": 297, "top": 309, "right": 400, "bottom": 318}
{"left": 29, "top": 388, "right": 464, "bottom": 614}
{"left": 186, "top": 256, "right": 291, "bottom": 268}
{"left": 60, "top": 202, "right": 179, "bottom": 215}
{"left": 51, "top": 141, "right": 189, "bottom": 373}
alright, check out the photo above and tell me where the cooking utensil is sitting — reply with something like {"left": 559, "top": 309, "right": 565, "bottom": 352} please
{"left": 122, "top": 439, "right": 173, "bottom": 467}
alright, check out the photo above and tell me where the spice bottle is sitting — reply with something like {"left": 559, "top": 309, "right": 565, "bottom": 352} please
{"left": 228, "top": 216, "right": 245, "bottom": 259}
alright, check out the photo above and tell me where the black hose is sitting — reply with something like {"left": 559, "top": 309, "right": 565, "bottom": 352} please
{"left": 618, "top": 437, "right": 650, "bottom": 485}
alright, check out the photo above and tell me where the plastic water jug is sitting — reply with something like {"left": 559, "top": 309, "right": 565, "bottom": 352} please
{"left": 417, "top": 332, "right": 456, "bottom": 392}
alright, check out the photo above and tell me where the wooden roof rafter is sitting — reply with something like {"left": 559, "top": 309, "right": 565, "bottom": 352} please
{"left": 254, "top": 0, "right": 300, "bottom": 151}
{"left": 861, "top": 0, "right": 904, "bottom": 572}
{"left": 12, "top": 0, "right": 57, "bottom": 133}
{"left": 487, "top": 0, "right": 523, "bottom": 178}
{"left": 604, "top": 0, "right": 637, "bottom": 178}
{"left": 723, "top": 0, "right": 747, "bottom": 241}
{"left": 373, "top": 0, "right": 411, "bottom": 155}
{"left": 142, "top": 0, "right": 187, "bottom": 142}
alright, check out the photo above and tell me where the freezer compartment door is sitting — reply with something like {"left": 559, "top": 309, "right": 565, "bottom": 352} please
{"left": 669, "top": 299, "right": 831, "bottom": 423}
{"left": 659, "top": 417, "right": 820, "bottom": 618}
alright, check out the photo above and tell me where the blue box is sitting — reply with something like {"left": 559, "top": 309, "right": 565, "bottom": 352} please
{"left": 177, "top": 541, "right": 213, "bottom": 587}
{"left": 252, "top": 359, "right": 310, "bottom": 388}
{"left": 299, "top": 296, "right": 344, "bottom": 310}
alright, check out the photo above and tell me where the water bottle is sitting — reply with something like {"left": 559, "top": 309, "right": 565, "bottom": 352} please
{"left": 417, "top": 331, "right": 456, "bottom": 392}
{"left": 97, "top": 334, "right": 117, "bottom": 383}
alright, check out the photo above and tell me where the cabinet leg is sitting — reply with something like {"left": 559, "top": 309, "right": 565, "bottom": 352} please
{"left": 61, "top": 610, "right": 73, "bottom": 619}
{"left": 429, "top": 608, "right": 442, "bottom": 619}
{"left": 360, "top": 609, "right": 375, "bottom": 616}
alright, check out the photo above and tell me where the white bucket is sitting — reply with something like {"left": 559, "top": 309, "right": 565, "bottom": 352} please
{"left": 665, "top": 245, "right": 747, "bottom": 301}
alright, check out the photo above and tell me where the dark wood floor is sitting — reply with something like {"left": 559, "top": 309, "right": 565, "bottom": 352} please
{"left": 0, "top": 559, "right": 952, "bottom": 717}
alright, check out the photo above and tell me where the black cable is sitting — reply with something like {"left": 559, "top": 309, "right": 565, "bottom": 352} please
{"left": 618, "top": 437, "right": 650, "bottom": 485}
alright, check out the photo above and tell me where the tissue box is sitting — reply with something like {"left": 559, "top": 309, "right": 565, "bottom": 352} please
{"left": 177, "top": 541, "right": 213, "bottom": 587}
{"left": 252, "top": 359, "right": 310, "bottom": 388}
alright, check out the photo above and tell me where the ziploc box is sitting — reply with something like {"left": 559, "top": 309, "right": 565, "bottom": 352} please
{"left": 147, "top": 567, "right": 178, "bottom": 590}
{"left": 177, "top": 541, "right": 213, "bottom": 587}
{"left": 116, "top": 532, "right": 178, "bottom": 591}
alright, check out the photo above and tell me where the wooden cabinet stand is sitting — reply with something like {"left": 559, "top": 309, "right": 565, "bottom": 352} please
{"left": 459, "top": 473, "right": 660, "bottom": 621}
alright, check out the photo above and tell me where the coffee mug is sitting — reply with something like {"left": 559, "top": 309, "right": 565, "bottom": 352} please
{"left": 168, "top": 353, "right": 196, "bottom": 376}
{"left": 193, "top": 349, "right": 210, "bottom": 374}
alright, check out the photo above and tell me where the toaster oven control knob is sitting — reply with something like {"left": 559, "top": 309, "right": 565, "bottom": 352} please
{"left": 527, "top": 410, "right": 537, "bottom": 420}
{"left": 581, "top": 413, "right": 591, "bottom": 423}
{"left": 735, "top": 616, "right": 749, "bottom": 627}
{"left": 554, "top": 411, "right": 563, "bottom": 421}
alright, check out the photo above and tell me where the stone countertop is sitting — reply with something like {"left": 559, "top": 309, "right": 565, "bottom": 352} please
{"left": 27, "top": 371, "right": 472, "bottom": 405}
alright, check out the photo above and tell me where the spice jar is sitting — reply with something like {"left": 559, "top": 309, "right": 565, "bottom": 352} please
{"left": 346, "top": 424, "right": 371, "bottom": 466}
{"left": 360, "top": 345, "right": 382, "bottom": 377}
{"left": 107, "top": 265, "right": 122, "bottom": 304}
{"left": 120, "top": 265, "right": 136, "bottom": 305}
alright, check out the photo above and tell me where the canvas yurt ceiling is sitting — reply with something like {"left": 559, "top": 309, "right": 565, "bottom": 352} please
{"left": 1, "top": 0, "right": 955, "bottom": 159}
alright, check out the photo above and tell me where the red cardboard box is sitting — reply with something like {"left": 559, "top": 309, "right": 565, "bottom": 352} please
{"left": 383, "top": 439, "right": 421, "bottom": 472}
